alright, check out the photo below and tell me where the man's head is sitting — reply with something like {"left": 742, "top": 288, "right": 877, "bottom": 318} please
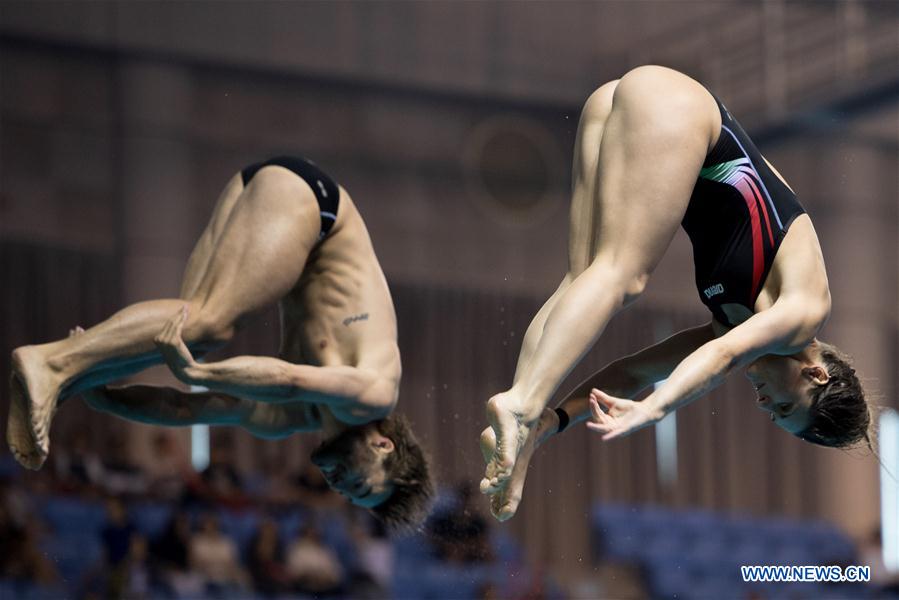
{"left": 310, "top": 414, "right": 433, "bottom": 531}
{"left": 747, "top": 341, "right": 870, "bottom": 448}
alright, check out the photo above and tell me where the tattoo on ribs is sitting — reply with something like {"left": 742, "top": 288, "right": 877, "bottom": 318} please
{"left": 343, "top": 313, "right": 370, "bottom": 327}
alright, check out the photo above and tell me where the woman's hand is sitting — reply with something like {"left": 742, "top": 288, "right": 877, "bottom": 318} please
{"left": 586, "top": 388, "right": 664, "bottom": 440}
{"left": 154, "top": 305, "right": 200, "bottom": 383}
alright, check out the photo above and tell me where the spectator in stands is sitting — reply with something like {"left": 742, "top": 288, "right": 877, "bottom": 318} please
{"left": 148, "top": 509, "right": 204, "bottom": 596}
{"left": 247, "top": 517, "right": 291, "bottom": 596}
{"left": 121, "top": 534, "right": 151, "bottom": 599}
{"left": 427, "top": 482, "right": 493, "bottom": 563}
{"left": 101, "top": 497, "right": 137, "bottom": 568}
{"left": 51, "top": 431, "right": 103, "bottom": 494}
{"left": 348, "top": 517, "right": 394, "bottom": 598}
{"left": 100, "top": 496, "right": 138, "bottom": 597}
{"left": 189, "top": 511, "right": 248, "bottom": 594}
{"left": 143, "top": 432, "right": 191, "bottom": 502}
{"left": 98, "top": 433, "right": 147, "bottom": 498}
{"left": 285, "top": 522, "right": 344, "bottom": 595}
{"left": 193, "top": 445, "right": 249, "bottom": 509}
{"left": 243, "top": 452, "right": 299, "bottom": 507}
{"left": 0, "top": 504, "right": 58, "bottom": 585}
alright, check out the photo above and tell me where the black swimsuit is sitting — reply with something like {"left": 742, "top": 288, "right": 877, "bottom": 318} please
{"left": 241, "top": 156, "right": 340, "bottom": 241}
{"left": 682, "top": 96, "right": 806, "bottom": 327}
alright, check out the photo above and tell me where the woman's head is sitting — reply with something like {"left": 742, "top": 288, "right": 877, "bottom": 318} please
{"left": 748, "top": 341, "right": 870, "bottom": 449}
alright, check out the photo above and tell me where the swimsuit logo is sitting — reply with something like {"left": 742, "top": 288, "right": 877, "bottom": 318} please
{"left": 704, "top": 283, "right": 724, "bottom": 299}
{"left": 316, "top": 180, "right": 328, "bottom": 197}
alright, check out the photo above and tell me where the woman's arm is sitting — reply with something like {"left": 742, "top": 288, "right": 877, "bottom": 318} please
{"left": 589, "top": 298, "right": 825, "bottom": 440}
{"left": 479, "top": 322, "right": 716, "bottom": 520}
{"left": 553, "top": 321, "right": 716, "bottom": 430}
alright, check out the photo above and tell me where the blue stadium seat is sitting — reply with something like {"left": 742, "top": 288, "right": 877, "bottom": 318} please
{"left": 216, "top": 508, "right": 262, "bottom": 555}
{"left": 131, "top": 501, "right": 172, "bottom": 538}
{"left": 40, "top": 532, "right": 103, "bottom": 586}
{"left": 38, "top": 496, "right": 106, "bottom": 536}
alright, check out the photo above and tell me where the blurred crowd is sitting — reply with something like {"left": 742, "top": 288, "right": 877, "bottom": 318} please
{"left": 5, "top": 428, "right": 891, "bottom": 600}
{"left": 0, "top": 429, "right": 507, "bottom": 600}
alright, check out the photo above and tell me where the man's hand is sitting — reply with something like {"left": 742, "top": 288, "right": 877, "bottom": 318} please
{"left": 154, "top": 305, "right": 199, "bottom": 384}
{"left": 586, "top": 388, "right": 663, "bottom": 440}
{"left": 480, "top": 406, "right": 560, "bottom": 521}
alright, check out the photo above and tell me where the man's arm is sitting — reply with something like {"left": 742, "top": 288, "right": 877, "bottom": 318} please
{"left": 182, "top": 356, "right": 387, "bottom": 408}
{"left": 83, "top": 385, "right": 319, "bottom": 439}
{"left": 590, "top": 298, "right": 826, "bottom": 440}
{"left": 153, "top": 309, "right": 393, "bottom": 411}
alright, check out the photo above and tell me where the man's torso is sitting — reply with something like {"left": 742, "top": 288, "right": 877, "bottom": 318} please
{"left": 241, "top": 158, "right": 400, "bottom": 424}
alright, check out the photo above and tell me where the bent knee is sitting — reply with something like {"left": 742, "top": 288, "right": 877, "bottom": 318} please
{"left": 183, "top": 304, "right": 236, "bottom": 345}
{"left": 622, "top": 272, "right": 650, "bottom": 306}
{"left": 588, "top": 262, "right": 650, "bottom": 306}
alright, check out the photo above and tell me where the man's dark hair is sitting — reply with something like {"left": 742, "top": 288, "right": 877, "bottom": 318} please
{"left": 797, "top": 343, "right": 871, "bottom": 450}
{"left": 369, "top": 414, "right": 434, "bottom": 533}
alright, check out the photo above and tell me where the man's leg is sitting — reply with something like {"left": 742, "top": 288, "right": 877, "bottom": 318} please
{"left": 59, "top": 174, "right": 246, "bottom": 398}
{"left": 82, "top": 384, "right": 252, "bottom": 428}
{"left": 483, "top": 66, "right": 720, "bottom": 491}
{"left": 8, "top": 166, "right": 321, "bottom": 468}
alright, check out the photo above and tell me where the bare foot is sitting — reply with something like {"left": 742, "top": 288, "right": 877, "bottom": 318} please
{"left": 7, "top": 374, "right": 42, "bottom": 470}
{"left": 490, "top": 439, "right": 534, "bottom": 521}
{"left": 480, "top": 392, "right": 537, "bottom": 495}
{"left": 481, "top": 407, "right": 559, "bottom": 521}
{"left": 8, "top": 346, "right": 65, "bottom": 468}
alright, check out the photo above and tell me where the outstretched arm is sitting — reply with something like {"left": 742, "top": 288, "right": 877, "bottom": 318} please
{"left": 482, "top": 321, "right": 715, "bottom": 451}
{"left": 153, "top": 307, "right": 393, "bottom": 412}
{"left": 589, "top": 298, "right": 824, "bottom": 440}
{"left": 554, "top": 321, "right": 716, "bottom": 429}
{"left": 83, "top": 385, "right": 318, "bottom": 439}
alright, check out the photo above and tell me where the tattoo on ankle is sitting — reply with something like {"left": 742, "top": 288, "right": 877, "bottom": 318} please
{"left": 343, "top": 313, "right": 369, "bottom": 327}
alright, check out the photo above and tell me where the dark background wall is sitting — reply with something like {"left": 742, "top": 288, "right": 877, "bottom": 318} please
{"left": 1, "top": 0, "right": 897, "bottom": 574}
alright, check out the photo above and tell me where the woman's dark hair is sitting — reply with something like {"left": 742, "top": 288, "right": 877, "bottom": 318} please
{"left": 369, "top": 414, "right": 434, "bottom": 533}
{"left": 797, "top": 343, "right": 871, "bottom": 450}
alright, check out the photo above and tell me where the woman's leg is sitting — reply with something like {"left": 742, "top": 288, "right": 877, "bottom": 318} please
{"left": 483, "top": 66, "right": 720, "bottom": 491}
{"left": 511, "top": 80, "right": 620, "bottom": 387}
{"left": 8, "top": 166, "right": 321, "bottom": 468}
